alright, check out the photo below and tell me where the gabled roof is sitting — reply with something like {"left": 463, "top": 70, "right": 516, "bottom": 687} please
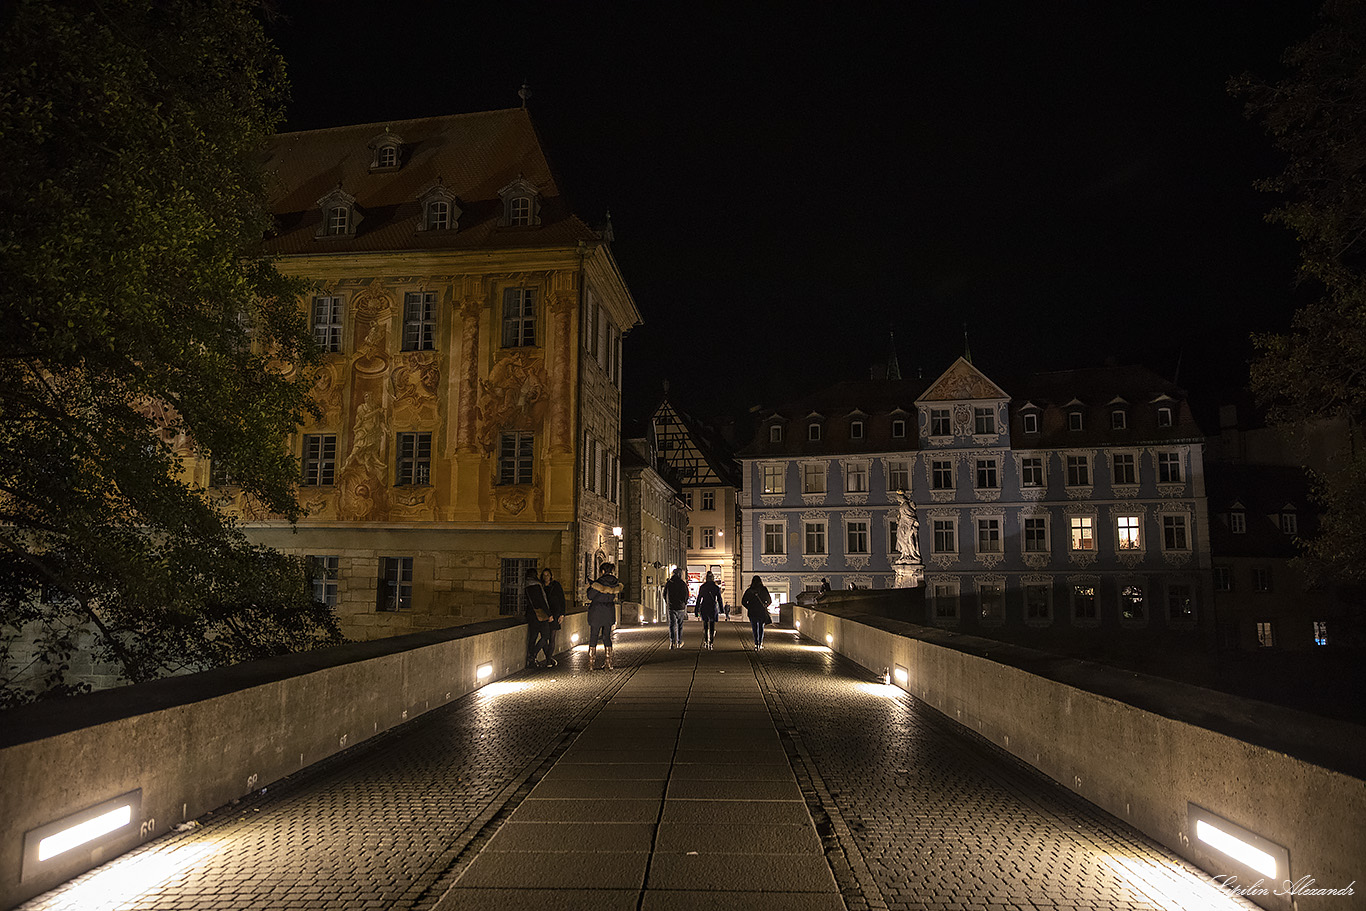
{"left": 652, "top": 397, "right": 742, "bottom": 488}
{"left": 917, "top": 357, "right": 1009, "bottom": 403}
{"left": 738, "top": 377, "right": 930, "bottom": 457}
{"left": 261, "top": 108, "right": 601, "bottom": 255}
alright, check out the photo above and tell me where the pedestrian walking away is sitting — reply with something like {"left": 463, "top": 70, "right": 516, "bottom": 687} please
{"left": 742, "top": 575, "right": 772, "bottom": 649}
{"left": 586, "top": 563, "right": 623, "bottom": 670}
{"left": 539, "top": 567, "right": 566, "bottom": 667}
{"left": 695, "top": 571, "right": 722, "bottom": 648}
{"left": 663, "top": 566, "right": 689, "bottom": 648}
{"left": 523, "top": 569, "right": 554, "bottom": 667}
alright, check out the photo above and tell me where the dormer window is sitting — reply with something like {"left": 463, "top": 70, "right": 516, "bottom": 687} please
{"left": 769, "top": 424, "right": 783, "bottom": 443}
{"left": 368, "top": 129, "right": 404, "bottom": 171}
{"left": 498, "top": 177, "right": 542, "bottom": 227}
{"left": 315, "top": 186, "right": 360, "bottom": 238}
{"left": 1157, "top": 406, "right": 1173, "bottom": 427}
{"left": 808, "top": 423, "right": 821, "bottom": 441}
{"left": 418, "top": 183, "right": 461, "bottom": 232}
{"left": 1022, "top": 412, "right": 1039, "bottom": 434}
{"left": 891, "top": 419, "right": 906, "bottom": 438}
{"left": 1111, "top": 409, "right": 1127, "bottom": 430}
{"left": 1068, "top": 412, "right": 1084, "bottom": 432}
{"left": 850, "top": 420, "right": 864, "bottom": 440}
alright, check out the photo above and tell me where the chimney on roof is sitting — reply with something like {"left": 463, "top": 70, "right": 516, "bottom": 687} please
{"left": 518, "top": 81, "right": 532, "bottom": 108}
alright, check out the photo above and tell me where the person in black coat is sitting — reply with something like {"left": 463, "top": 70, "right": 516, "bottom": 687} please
{"left": 742, "top": 575, "right": 773, "bottom": 649}
{"left": 695, "top": 571, "right": 723, "bottom": 649}
{"left": 539, "top": 567, "right": 566, "bottom": 667}
{"left": 523, "top": 569, "right": 551, "bottom": 668}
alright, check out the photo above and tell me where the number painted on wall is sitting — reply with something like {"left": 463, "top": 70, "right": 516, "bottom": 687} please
{"left": 246, "top": 773, "right": 259, "bottom": 791}
{"left": 140, "top": 818, "right": 156, "bottom": 838}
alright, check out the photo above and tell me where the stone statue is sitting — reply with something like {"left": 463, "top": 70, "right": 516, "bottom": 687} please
{"left": 895, "top": 491, "right": 921, "bottom": 563}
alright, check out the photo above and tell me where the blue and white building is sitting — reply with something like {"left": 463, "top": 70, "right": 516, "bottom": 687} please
{"left": 737, "top": 357, "right": 1211, "bottom": 638}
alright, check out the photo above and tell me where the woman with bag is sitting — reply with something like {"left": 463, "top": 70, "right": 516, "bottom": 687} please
{"left": 741, "top": 575, "right": 772, "bottom": 650}
{"left": 541, "top": 567, "right": 566, "bottom": 666}
{"left": 695, "top": 571, "right": 722, "bottom": 649}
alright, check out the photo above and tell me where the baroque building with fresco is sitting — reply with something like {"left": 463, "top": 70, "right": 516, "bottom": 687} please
{"left": 738, "top": 357, "right": 1214, "bottom": 645}
{"left": 194, "top": 108, "right": 640, "bottom": 640}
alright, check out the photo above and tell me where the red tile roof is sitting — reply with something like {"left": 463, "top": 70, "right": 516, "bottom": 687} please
{"left": 261, "top": 108, "right": 600, "bottom": 255}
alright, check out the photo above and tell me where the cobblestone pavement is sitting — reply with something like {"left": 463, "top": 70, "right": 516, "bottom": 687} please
{"left": 18, "top": 619, "right": 1257, "bottom": 911}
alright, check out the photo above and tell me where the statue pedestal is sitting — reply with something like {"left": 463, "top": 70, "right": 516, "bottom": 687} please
{"left": 893, "top": 560, "right": 925, "bottom": 589}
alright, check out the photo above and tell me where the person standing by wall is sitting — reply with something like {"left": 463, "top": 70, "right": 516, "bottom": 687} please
{"left": 742, "top": 575, "right": 772, "bottom": 650}
{"left": 695, "top": 571, "right": 722, "bottom": 649}
{"left": 539, "top": 567, "right": 566, "bottom": 667}
{"left": 524, "top": 568, "right": 553, "bottom": 668}
{"left": 663, "top": 567, "right": 689, "bottom": 649}
{"left": 587, "top": 563, "right": 623, "bottom": 671}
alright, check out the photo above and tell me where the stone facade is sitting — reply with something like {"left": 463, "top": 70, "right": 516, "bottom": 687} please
{"left": 739, "top": 358, "right": 1213, "bottom": 642}
{"left": 187, "top": 110, "right": 640, "bottom": 640}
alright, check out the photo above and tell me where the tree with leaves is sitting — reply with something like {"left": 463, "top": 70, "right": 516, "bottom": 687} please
{"left": 1235, "top": 0, "right": 1366, "bottom": 587}
{"left": 0, "top": 0, "right": 340, "bottom": 704}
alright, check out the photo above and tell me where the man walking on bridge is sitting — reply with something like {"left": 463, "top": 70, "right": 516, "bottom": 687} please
{"left": 663, "top": 567, "right": 688, "bottom": 648}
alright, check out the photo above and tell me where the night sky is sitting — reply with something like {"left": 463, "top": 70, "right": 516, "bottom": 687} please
{"left": 269, "top": 2, "right": 1323, "bottom": 428}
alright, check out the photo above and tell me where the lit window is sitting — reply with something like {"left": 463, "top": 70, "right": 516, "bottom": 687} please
{"left": 1158, "top": 452, "right": 1182, "bottom": 483}
{"left": 1313, "top": 620, "right": 1328, "bottom": 646}
{"left": 1022, "top": 412, "right": 1039, "bottom": 434}
{"left": 976, "top": 518, "right": 1001, "bottom": 554}
{"left": 887, "top": 461, "right": 909, "bottom": 491}
{"left": 403, "top": 291, "right": 436, "bottom": 351}
{"left": 932, "top": 459, "right": 954, "bottom": 490}
{"left": 973, "top": 407, "right": 995, "bottom": 435}
{"left": 763, "top": 523, "right": 785, "bottom": 555}
{"left": 1157, "top": 406, "right": 1173, "bottom": 427}
{"left": 502, "top": 288, "right": 536, "bottom": 347}
{"left": 847, "top": 520, "right": 869, "bottom": 554}
{"left": 702, "top": 490, "right": 715, "bottom": 511}
{"left": 761, "top": 464, "right": 784, "bottom": 494}
{"left": 1023, "top": 517, "right": 1048, "bottom": 552}
{"left": 1256, "top": 621, "right": 1274, "bottom": 648}
{"left": 498, "top": 432, "right": 534, "bottom": 485}
{"left": 396, "top": 432, "right": 432, "bottom": 486}
{"left": 845, "top": 462, "right": 868, "bottom": 493}
{"left": 309, "top": 555, "right": 339, "bottom": 607}
{"left": 378, "top": 556, "right": 413, "bottom": 611}
{"left": 1112, "top": 410, "right": 1127, "bottom": 430}
{"left": 312, "top": 296, "right": 343, "bottom": 352}
{"left": 804, "top": 522, "right": 827, "bottom": 555}
{"left": 975, "top": 458, "right": 998, "bottom": 489}
{"left": 850, "top": 420, "right": 864, "bottom": 439}
{"left": 1069, "top": 516, "right": 1094, "bottom": 551}
{"left": 1117, "top": 515, "right": 1141, "bottom": 550}
{"left": 891, "top": 419, "right": 906, "bottom": 438}
{"left": 1162, "top": 515, "right": 1189, "bottom": 550}
{"left": 933, "top": 519, "right": 956, "bottom": 554}
{"left": 1230, "top": 511, "right": 1247, "bottom": 534}
{"left": 302, "top": 434, "right": 337, "bottom": 486}
{"left": 930, "top": 408, "right": 951, "bottom": 436}
{"left": 808, "top": 422, "right": 822, "bottom": 441}
{"left": 1068, "top": 411, "right": 1084, "bottom": 431}
{"left": 1112, "top": 453, "right": 1136, "bottom": 485}
{"left": 1120, "top": 584, "right": 1145, "bottom": 621}
{"left": 1066, "top": 455, "right": 1090, "bottom": 487}
{"left": 803, "top": 463, "right": 826, "bottom": 494}
{"left": 1021, "top": 457, "right": 1043, "bottom": 487}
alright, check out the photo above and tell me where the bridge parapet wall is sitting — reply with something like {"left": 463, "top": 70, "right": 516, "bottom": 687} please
{"left": 0, "top": 611, "right": 589, "bottom": 910}
{"left": 797, "top": 605, "right": 1366, "bottom": 911}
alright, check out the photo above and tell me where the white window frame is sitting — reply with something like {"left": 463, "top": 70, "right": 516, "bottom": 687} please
{"left": 808, "top": 422, "right": 822, "bottom": 441}
{"left": 1068, "top": 411, "right": 1084, "bottom": 432}
{"left": 846, "top": 519, "right": 870, "bottom": 555}
{"left": 701, "top": 490, "right": 716, "bottom": 511}
{"left": 1022, "top": 515, "right": 1049, "bottom": 553}
{"left": 1066, "top": 454, "right": 1090, "bottom": 488}
{"left": 1157, "top": 406, "right": 1173, "bottom": 427}
{"left": 801, "top": 461, "right": 827, "bottom": 495}
{"left": 701, "top": 527, "right": 716, "bottom": 549}
{"left": 891, "top": 419, "right": 907, "bottom": 438}
{"left": 887, "top": 460, "right": 910, "bottom": 492}
{"left": 1116, "top": 514, "right": 1142, "bottom": 551}
{"left": 844, "top": 460, "right": 869, "bottom": 493}
{"left": 973, "top": 407, "right": 996, "bottom": 435}
{"left": 1158, "top": 451, "right": 1183, "bottom": 484}
{"left": 312, "top": 295, "right": 343, "bottom": 353}
{"left": 1111, "top": 409, "right": 1127, "bottom": 430}
{"left": 1069, "top": 515, "right": 1096, "bottom": 552}
{"left": 930, "top": 408, "right": 951, "bottom": 437}
{"left": 1112, "top": 451, "right": 1138, "bottom": 486}
{"left": 1162, "top": 514, "right": 1190, "bottom": 552}
{"left": 403, "top": 290, "right": 437, "bottom": 351}
{"left": 932, "top": 517, "right": 957, "bottom": 555}
{"left": 1022, "top": 412, "right": 1039, "bottom": 434}
{"left": 760, "top": 463, "right": 785, "bottom": 495}
{"left": 1256, "top": 621, "right": 1274, "bottom": 648}
{"left": 769, "top": 424, "right": 783, "bottom": 442}
{"left": 975, "top": 457, "right": 999, "bottom": 490}
{"left": 804, "top": 521, "right": 827, "bottom": 555}
{"left": 1020, "top": 456, "right": 1044, "bottom": 488}
{"left": 850, "top": 420, "right": 864, "bottom": 440}
{"left": 1230, "top": 511, "right": 1247, "bottom": 534}
{"left": 976, "top": 517, "right": 1002, "bottom": 554}
{"left": 1281, "top": 512, "right": 1298, "bottom": 535}
{"left": 762, "top": 522, "right": 785, "bottom": 555}
{"left": 931, "top": 459, "right": 955, "bottom": 491}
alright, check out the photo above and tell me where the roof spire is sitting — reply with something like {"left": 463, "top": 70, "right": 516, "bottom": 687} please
{"left": 885, "top": 326, "right": 901, "bottom": 381}
{"left": 963, "top": 322, "right": 973, "bottom": 364}
{"left": 518, "top": 80, "right": 531, "bottom": 108}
